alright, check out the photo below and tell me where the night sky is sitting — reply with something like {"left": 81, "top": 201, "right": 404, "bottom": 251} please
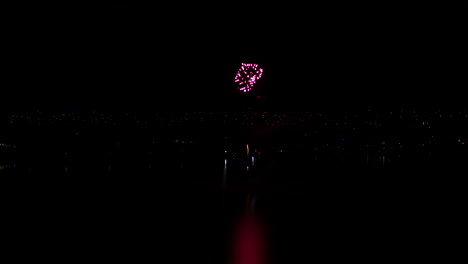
{"left": 3, "top": 4, "right": 465, "bottom": 113}
{"left": 1, "top": 6, "right": 466, "bottom": 262}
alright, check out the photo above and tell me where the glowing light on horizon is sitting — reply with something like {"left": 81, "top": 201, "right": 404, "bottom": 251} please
{"left": 234, "top": 63, "right": 263, "bottom": 92}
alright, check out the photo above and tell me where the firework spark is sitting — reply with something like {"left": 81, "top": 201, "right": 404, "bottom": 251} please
{"left": 234, "top": 63, "right": 263, "bottom": 92}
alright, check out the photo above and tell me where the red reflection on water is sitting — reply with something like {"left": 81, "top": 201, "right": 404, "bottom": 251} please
{"left": 230, "top": 213, "right": 266, "bottom": 264}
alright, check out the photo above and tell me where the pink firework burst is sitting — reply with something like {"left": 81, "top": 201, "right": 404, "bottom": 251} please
{"left": 234, "top": 63, "right": 264, "bottom": 92}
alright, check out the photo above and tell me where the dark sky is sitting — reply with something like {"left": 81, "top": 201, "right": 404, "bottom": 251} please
{"left": 3, "top": 4, "right": 465, "bottom": 113}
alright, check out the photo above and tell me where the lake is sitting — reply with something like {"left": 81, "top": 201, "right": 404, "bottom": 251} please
{"left": 2, "top": 108, "right": 466, "bottom": 263}
{"left": 1, "top": 137, "right": 462, "bottom": 263}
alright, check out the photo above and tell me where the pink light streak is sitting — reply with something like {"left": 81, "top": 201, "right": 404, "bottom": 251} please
{"left": 229, "top": 214, "right": 266, "bottom": 264}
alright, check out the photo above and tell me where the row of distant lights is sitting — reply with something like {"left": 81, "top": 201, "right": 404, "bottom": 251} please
{"left": 0, "top": 164, "right": 15, "bottom": 171}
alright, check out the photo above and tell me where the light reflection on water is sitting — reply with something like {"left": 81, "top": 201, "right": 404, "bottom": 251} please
{"left": 0, "top": 142, "right": 435, "bottom": 178}
{"left": 0, "top": 163, "right": 15, "bottom": 172}
{"left": 229, "top": 211, "right": 267, "bottom": 264}
{"left": 222, "top": 159, "right": 227, "bottom": 190}
{"left": 0, "top": 140, "right": 457, "bottom": 264}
